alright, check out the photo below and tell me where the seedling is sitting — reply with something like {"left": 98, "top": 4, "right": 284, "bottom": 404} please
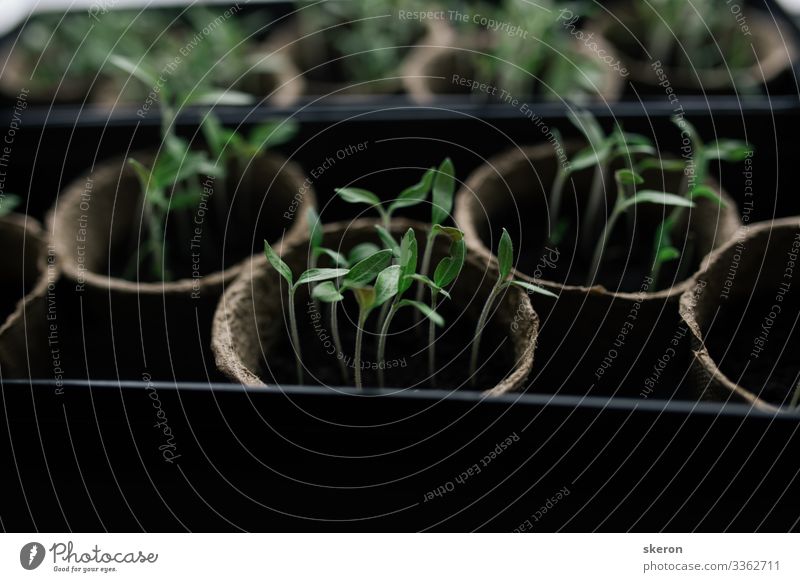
{"left": 649, "top": 116, "right": 751, "bottom": 286}
{"left": 374, "top": 229, "right": 445, "bottom": 388}
{"left": 561, "top": 109, "right": 656, "bottom": 249}
{"left": 335, "top": 166, "right": 435, "bottom": 228}
{"left": 312, "top": 249, "right": 395, "bottom": 389}
{"left": 264, "top": 239, "right": 349, "bottom": 385}
{"left": 469, "top": 229, "right": 556, "bottom": 386}
{"left": 420, "top": 226, "right": 466, "bottom": 386}
{"left": 0, "top": 194, "right": 20, "bottom": 217}
{"left": 587, "top": 169, "right": 694, "bottom": 286}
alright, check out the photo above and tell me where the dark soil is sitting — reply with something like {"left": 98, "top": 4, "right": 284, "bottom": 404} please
{"left": 264, "top": 292, "right": 517, "bottom": 391}
{"left": 705, "top": 290, "right": 800, "bottom": 406}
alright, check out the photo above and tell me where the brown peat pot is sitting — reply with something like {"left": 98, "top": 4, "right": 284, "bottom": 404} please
{"left": 212, "top": 218, "right": 539, "bottom": 394}
{"left": 47, "top": 151, "right": 314, "bottom": 380}
{"left": 454, "top": 142, "right": 741, "bottom": 397}
{"left": 680, "top": 218, "right": 800, "bottom": 412}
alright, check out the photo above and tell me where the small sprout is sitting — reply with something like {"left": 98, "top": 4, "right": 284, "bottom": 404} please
{"left": 0, "top": 194, "right": 20, "bottom": 217}
{"left": 335, "top": 166, "right": 434, "bottom": 228}
{"left": 264, "top": 239, "right": 349, "bottom": 384}
{"left": 469, "top": 229, "right": 556, "bottom": 386}
{"left": 588, "top": 169, "right": 694, "bottom": 287}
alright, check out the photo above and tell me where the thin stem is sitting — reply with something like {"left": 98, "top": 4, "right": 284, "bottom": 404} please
{"left": 587, "top": 207, "right": 621, "bottom": 287}
{"left": 414, "top": 231, "right": 436, "bottom": 321}
{"left": 582, "top": 162, "right": 608, "bottom": 256}
{"left": 288, "top": 288, "right": 304, "bottom": 385}
{"left": 428, "top": 292, "right": 438, "bottom": 387}
{"left": 354, "top": 310, "right": 367, "bottom": 390}
{"left": 376, "top": 303, "right": 398, "bottom": 388}
{"left": 549, "top": 169, "right": 567, "bottom": 230}
{"left": 146, "top": 202, "right": 167, "bottom": 281}
{"left": 469, "top": 281, "right": 503, "bottom": 387}
{"left": 790, "top": 382, "right": 800, "bottom": 409}
{"left": 330, "top": 301, "right": 348, "bottom": 384}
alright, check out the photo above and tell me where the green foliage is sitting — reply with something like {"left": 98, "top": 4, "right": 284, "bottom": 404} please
{"left": 0, "top": 194, "right": 20, "bottom": 217}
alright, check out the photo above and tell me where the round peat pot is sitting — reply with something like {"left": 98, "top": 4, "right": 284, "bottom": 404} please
{"left": 212, "top": 219, "right": 539, "bottom": 394}
{"left": 0, "top": 214, "right": 56, "bottom": 378}
{"left": 454, "top": 143, "right": 740, "bottom": 397}
{"left": 404, "top": 28, "right": 624, "bottom": 104}
{"left": 680, "top": 218, "right": 800, "bottom": 412}
{"left": 47, "top": 152, "right": 314, "bottom": 381}
{"left": 589, "top": 9, "right": 794, "bottom": 94}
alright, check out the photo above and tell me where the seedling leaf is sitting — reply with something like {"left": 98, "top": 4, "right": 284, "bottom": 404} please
{"left": 498, "top": 228, "right": 514, "bottom": 279}
{"left": 264, "top": 240, "right": 293, "bottom": 285}
{"left": 433, "top": 239, "right": 466, "bottom": 288}
{"left": 506, "top": 280, "right": 558, "bottom": 298}
{"left": 431, "top": 158, "right": 455, "bottom": 226}
{"left": 336, "top": 187, "right": 381, "bottom": 207}
{"left": 615, "top": 168, "right": 645, "bottom": 186}
{"left": 388, "top": 167, "right": 434, "bottom": 214}
{"left": 375, "top": 225, "right": 401, "bottom": 257}
{"left": 374, "top": 265, "right": 401, "bottom": 308}
{"left": 348, "top": 242, "right": 381, "bottom": 265}
{"left": 342, "top": 249, "right": 393, "bottom": 289}
{"left": 398, "top": 229, "right": 418, "bottom": 294}
{"left": 398, "top": 299, "right": 444, "bottom": 327}
{"left": 307, "top": 207, "right": 323, "bottom": 250}
{"left": 296, "top": 268, "right": 349, "bottom": 287}
{"left": 312, "top": 281, "right": 344, "bottom": 303}
{"left": 622, "top": 190, "right": 696, "bottom": 210}
{"left": 690, "top": 185, "right": 726, "bottom": 207}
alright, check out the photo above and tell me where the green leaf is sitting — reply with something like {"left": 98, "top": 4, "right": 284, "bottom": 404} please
{"left": 108, "top": 54, "right": 158, "bottom": 89}
{"left": 264, "top": 240, "right": 293, "bottom": 286}
{"left": 342, "top": 249, "right": 393, "bottom": 289}
{"left": 505, "top": 280, "right": 559, "bottom": 298}
{"left": 636, "top": 158, "right": 686, "bottom": 173}
{"left": 296, "top": 268, "right": 350, "bottom": 287}
{"left": 0, "top": 193, "right": 20, "bottom": 216}
{"left": 200, "top": 113, "right": 226, "bottom": 160}
{"left": 615, "top": 168, "right": 645, "bottom": 186}
{"left": 353, "top": 287, "right": 376, "bottom": 312}
{"left": 375, "top": 225, "right": 401, "bottom": 257}
{"left": 336, "top": 187, "right": 381, "bottom": 207}
{"left": 398, "top": 299, "right": 444, "bottom": 327}
{"left": 498, "top": 228, "right": 514, "bottom": 279}
{"left": 706, "top": 140, "right": 752, "bottom": 162}
{"left": 569, "top": 146, "right": 607, "bottom": 172}
{"left": 373, "top": 265, "right": 401, "bottom": 308}
{"left": 690, "top": 185, "right": 726, "bottom": 207}
{"left": 348, "top": 242, "right": 381, "bottom": 265}
{"left": 312, "top": 281, "right": 344, "bottom": 303}
{"left": 656, "top": 246, "right": 681, "bottom": 264}
{"left": 567, "top": 109, "right": 605, "bottom": 149}
{"left": 431, "top": 158, "right": 455, "bottom": 226}
{"left": 398, "top": 229, "right": 418, "bottom": 294}
{"left": 307, "top": 207, "right": 323, "bottom": 251}
{"left": 433, "top": 239, "right": 466, "bottom": 288}
{"left": 316, "top": 247, "right": 349, "bottom": 267}
{"left": 431, "top": 225, "right": 464, "bottom": 241}
{"left": 622, "top": 190, "right": 696, "bottom": 211}
{"left": 187, "top": 89, "right": 255, "bottom": 106}
{"left": 248, "top": 120, "right": 299, "bottom": 151}
{"left": 388, "top": 167, "right": 434, "bottom": 214}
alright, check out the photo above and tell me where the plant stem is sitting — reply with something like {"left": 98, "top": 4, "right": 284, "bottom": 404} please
{"left": 354, "top": 309, "right": 367, "bottom": 390}
{"left": 287, "top": 288, "right": 304, "bottom": 384}
{"left": 414, "top": 231, "right": 436, "bottom": 321}
{"left": 146, "top": 202, "right": 167, "bottom": 281}
{"left": 469, "top": 282, "right": 503, "bottom": 387}
{"left": 587, "top": 207, "right": 621, "bottom": 287}
{"left": 428, "top": 292, "right": 439, "bottom": 387}
{"left": 376, "top": 302, "right": 398, "bottom": 388}
{"left": 582, "top": 163, "right": 608, "bottom": 256}
{"left": 549, "top": 168, "right": 567, "bottom": 229}
{"left": 330, "top": 302, "right": 348, "bottom": 384}
{"left": 790, "top": 382, "right": 800, "bottom": 408}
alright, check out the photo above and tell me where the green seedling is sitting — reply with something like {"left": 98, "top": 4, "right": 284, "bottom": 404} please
{"left": 422, "top": 226, "right": 466, "bottom": 386}
{"left": 374, "top": 229, "right": 446, "bottom": 388}
{"left": 264, "top": 239, "right": 349, "bottom": 385}
{"left": 469, "top": 229, "right": 556, "bottom": 386}
{"left": 588, "top": 169, "right": 695, "bottom": 286}
{"left": 0, "top": 194, "right": 20, "bottom": 217}
{"left": 335, "top": 166, "right": 435, "bottom": 228}
{"left": 470, "top": 0, "right": 603, "bottom": 100}
{"left": 312, "top": 249, "right": 394, "bottom": 389}
{"left": 649, "top": 116, "right": 751, "bottom": 286}
{"left": 561, "top": 109, "right": 656, "bottom": 251}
